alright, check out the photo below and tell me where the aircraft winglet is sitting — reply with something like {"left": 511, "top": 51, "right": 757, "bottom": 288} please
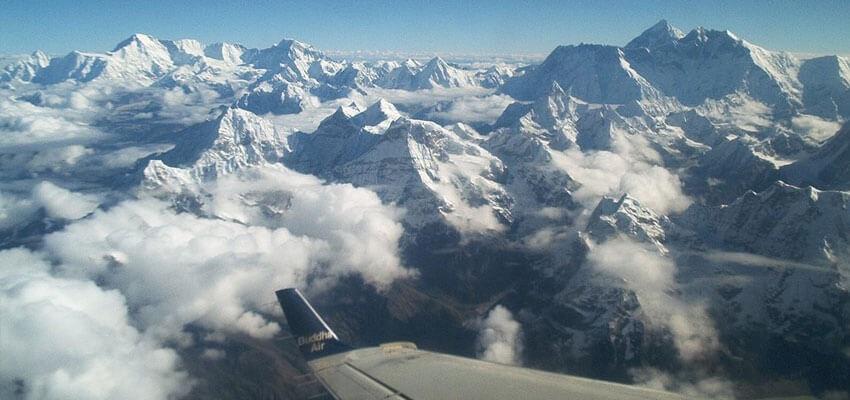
{"left": 275, "top": 288, "right": 351, "bottom": 360}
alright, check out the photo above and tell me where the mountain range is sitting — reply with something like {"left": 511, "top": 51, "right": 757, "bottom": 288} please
{"left": 1, "top": 20, "right": 849, "bottom": 400}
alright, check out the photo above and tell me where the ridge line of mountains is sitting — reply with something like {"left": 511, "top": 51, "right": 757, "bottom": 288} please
{"left": 2, "top": 19, "right": 849, "bottom": 399}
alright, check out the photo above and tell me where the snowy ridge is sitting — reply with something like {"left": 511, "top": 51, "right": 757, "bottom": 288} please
{"left": 143, "top": 107, "right": 287, "bottom": 191}
{"left": 682, "top": 181, "right": 850, "bottom": 263}
{"left": 287, "top": 102, "right": 511, "bottom": 231}
{"left": 5, "top": 20, "right": 850, "bottom": 397}
{"left": 781, "top": 123, "right": 850, "bottom": 190}
{"left": 586, "top": 194, "right": 669, "bottom": 254}
{"left": 502, "top": 44, "right": 661, "bottom": 104}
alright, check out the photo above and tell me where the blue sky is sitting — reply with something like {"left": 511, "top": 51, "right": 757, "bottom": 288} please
{"left": 2, "top": 0, "right": 848, "bottom": 56}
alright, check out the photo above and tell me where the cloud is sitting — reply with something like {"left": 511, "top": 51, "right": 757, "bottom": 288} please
{"left": 267, "top": 96, "right": 360, "bottom": 135}
{"left": 587, "top": 237, "right": 735, "bottom": 396}
{"left": 324, "top": 50, "right": 542, "bottom": 65}
{"left": 630, "top": 367, "right": 735, "bottom": 399}
{"left": 696, "top": 250, "right": 828, "bottom": 273}
{"left": 155, "top": 87, "right": 225, "bottom": 125}
{"left": 0, "top": 98, "right": 103, "bottom": 150}
{"left": 36, "top": 165, "right": 409, "bottom": 343}
{"left": 263, "top": 86, "right": 507, "bottom": 136}
{"left": 1, "top": 165, "right": 410, "bottom": 399}
{"left": 98, "top": 144, "right": 175, "bottom": 169}
{"left": 791, "top": 114, "right": 841, "bottom": 142}
{"left": 0, "top": 248, "right": 191, "bottom": 400}
{"left": 0, "top": 82, "right": 119, "bottom": 152}
{"left": 551, "top": 134, "right": 691, "bottom": 215}
{"left": 427, "top": 93, "right": 515, "bottom": 123}
{"left": 202, "top": 166, "right": 411, "bottom": 287}
{"left": 366, "top": 87, "right": 496, "bottom": 106}
{"left": 200, "top": 349, "right": 226, "bottom": 361}
{"left": 31, "top": 181, "right": 99, "bottom": 220}
{"left": 476, "top": 305, "right": 523, "bottom": 365}
{"left": 0, "top": 190, "right": 38, "bottom": 230}
{"left": 587, "top": 237, "right": 719, "bottom": 362}
{"left": 363, "top": 87, "right": 518, "bottom": 123}
{"left": 588, "top": 236, "right": 675, "bottom": 291}
{"left": 40, "top": 198, "right": 375, "bottom": 342}
{"left": 26, "top": 145, "right": 93, "bottom": 172}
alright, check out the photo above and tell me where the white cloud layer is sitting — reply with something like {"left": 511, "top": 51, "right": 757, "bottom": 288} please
{"left": 42, "top": 195, "right": 404, "bottom": 343}
{"left": 1, "top": 160, "right": 412, "bottom": 400}
{"left": 203, "top": 166, "right": 411, "bottom": 288}
{"left": 0, "top": 85, "right": 111, "bottom": 151}
{"left": 32, "top": 181, "right": 99, "bottom": 220}
{"left": 476, "top": 305, "right": 523, "bottom": 365}
{"left": 427, "top": 93, "right": 515, "bottom": 123}
{"left": 0, "top": 248, "right": 191, "bottom": 400}
{"left": 0, "top": 190, "right": 37, "bottom": 230}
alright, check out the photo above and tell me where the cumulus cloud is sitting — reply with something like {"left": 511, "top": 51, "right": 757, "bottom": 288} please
{"left": 32, "top": 181, "right": 99, "bottom": 220}
{"left": 0, "top": 98, "right": 103, "bottom": 149}
{"left": 40, "top": 199, "right": 377, "bottom": 341}
{"left": 586, "top": 237, "right": 736, "bottom": 397}
{"left": 203, "top": 166, "right": 411, "bottom": 287}
{"left": 0, "top": 83, "right": 115, "bottom": 151}
{"left": 265, "top": 86, "right": 507, "bottom": 135}
{"left": 155, "top": 87, "right": 225, "bottom": 125}
{"left": 0, "top": 248, "right": 191, "bottom": 400}
{"left": 34, "top": 165, "right": 409, "bottom": 344}
{"left": 475, "top": 305, "right": 523, "bottom": 365}
{"left": 588, "top": 236, "right": 675, "bottom": 291}
{"left": 587, "top": 237, "right": 719, "bottom": 362}
{"left": 551, "top": 134, "right": 691, "bottom": 215}
{"left": 1, "top": 162, "right": 410, "bottom": 399}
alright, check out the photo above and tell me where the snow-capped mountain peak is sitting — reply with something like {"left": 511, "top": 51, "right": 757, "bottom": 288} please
{"left": 143, "top": 107, "right": 286, "bottom": 190}
{"left": 109, "top": 33, "right": 175, "bottom": 70}
{"left": 247, "top": 37, "right": 330, "bottom": 81}
{"left": 683, "top": 181, "right": 850, "bottom": 263}
{"left": 529, "top": 81, "right": 585, "bottom": 125}
{"left": 161, "top": 38, "right": 206, "bottom": 65}
{"left": 258, "top": 38, "right": 316, "bottom": 62}
{"left": 586, "top": 194, "right": 669, "bottom": 253}
{"left": 502, "top": 43, "right": 657, "bottom": 103}
{"left": 351, "top": 98, "right": 401, "bottom": 129}
{"left": 625, "top": 19, "right": 685, "bottom": 50}
{"left": 0, "top": 50, "right": 50, "bottom": 82}
{"left": 203, "top": 42, "right": 246, "bottom": 64}
{"left": 409, "top": 56, "right": 477, "bottom": 89}
{"left": 111, "top": 33, "right": 165, "bottom": 53}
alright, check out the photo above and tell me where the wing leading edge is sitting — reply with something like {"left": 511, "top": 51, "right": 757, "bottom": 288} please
{"left": 276, "top": 288, "right": 687, "bottom": 400}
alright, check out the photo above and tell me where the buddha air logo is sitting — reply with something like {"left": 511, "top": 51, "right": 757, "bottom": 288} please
{"left": 297, "top": 330, "right": 334, "bottom": 353}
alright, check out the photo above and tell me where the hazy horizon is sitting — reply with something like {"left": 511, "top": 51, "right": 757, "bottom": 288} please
{"left": 2, "top": 0, "right": 849, "bottom": 56}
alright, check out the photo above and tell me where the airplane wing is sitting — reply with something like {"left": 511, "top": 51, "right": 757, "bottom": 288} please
{"left": 276, "top": 288, "right": 687, "bottom": 400}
